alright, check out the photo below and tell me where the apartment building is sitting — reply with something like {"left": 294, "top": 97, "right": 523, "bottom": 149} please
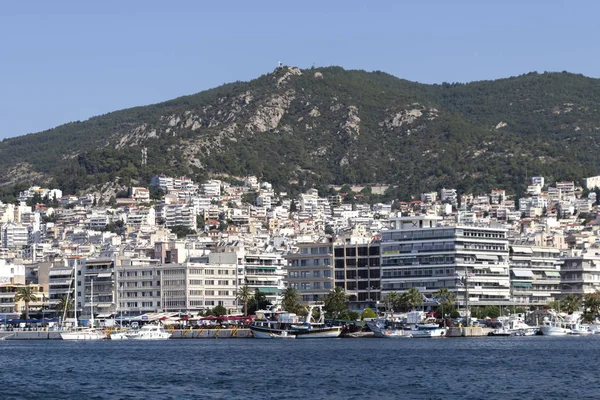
{"left": 509, "top": 245, "right": 562, "bottom": 306}
{"left": 333, "top": 237, "right": 380, "bottom": 311}
{"left": 560, "top": 250, "right": 600, "bottom": 297}
{"left": 285, "top": 240, "right": 334, "bottom": 303}
{"left": 380, "top": 215, "right": 511, "bottom": 308}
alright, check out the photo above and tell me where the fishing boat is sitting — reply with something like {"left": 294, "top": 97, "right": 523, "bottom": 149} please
{"left": 540, "top": 311, "right": 581, "bottom": 336}
{"left": 367, "top": 311, "right": 445, "bottom": 338}
{"left": 249, "top": 304, "right": 341, "bottom": 339}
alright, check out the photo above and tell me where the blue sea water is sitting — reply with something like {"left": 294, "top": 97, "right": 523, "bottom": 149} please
{"left": 1, "top": 336, "right": 599, "bottom": 400}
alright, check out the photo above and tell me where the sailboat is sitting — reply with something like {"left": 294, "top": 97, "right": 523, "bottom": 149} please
{"left": 61, "top": 276, "right": 107, "bottom": 340}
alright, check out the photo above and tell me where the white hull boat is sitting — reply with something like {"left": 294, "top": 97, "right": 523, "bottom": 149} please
{"left": 60, "top": 329, "right": 107, "bottom": 340}
{"left": 125, "top": 324, "right": 171, "bottom": 340}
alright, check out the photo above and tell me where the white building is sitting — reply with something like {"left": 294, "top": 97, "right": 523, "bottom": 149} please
{"left": 380, "top": 215, "right": 511, "bottom": 308}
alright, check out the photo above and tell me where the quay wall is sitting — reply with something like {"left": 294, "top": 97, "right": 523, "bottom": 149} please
{"left": 170, "top": 328, "right": 253, "bottom": 339}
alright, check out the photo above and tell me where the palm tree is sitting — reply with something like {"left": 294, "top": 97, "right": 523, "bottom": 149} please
{"left": 434, "top": 287, "right": 456, "bottom": 320}
{"left": 282, "top": 287, "right": 301, "bottom": 313}
{"left": 384, "top": 291, "right": 401, "bottom": 312}
{"left": 56, "top": 296, "right": 74, "bottom": 319}
{"left": 236, "top": 285, "right": 252, "bottom": 316}
{"left": 324, "top": 286, "right": 348, "bottom": 318}
{"left": 434, "top": 288, "right": 456, "bottom": 306}
{"left": 14, "top": 286, "right": 38, "bottom": 320}
{"left": 402, "top": 288, "right": 423, "bottom": 311}
{"left": 562, "top": 294, "right": 581, "bottom": 313}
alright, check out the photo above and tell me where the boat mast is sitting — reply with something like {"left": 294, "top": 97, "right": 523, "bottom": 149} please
{"left": 74, "top": 259, "right": 78, "bottom": 327}
{"left": 91, "top": 278, "right": 94, "bottom": 328}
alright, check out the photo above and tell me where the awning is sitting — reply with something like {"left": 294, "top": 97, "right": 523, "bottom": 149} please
{"left": 512, "top": 269, "right": 534, "bottom": 278}
{"left": 96, "top": 303, "right": 113, "bottom": 308}
{"left": 512, "top": 247, "right": 533, "bottom": 254}
{"left": 489, "top": 266, "right": 506, "bottom": 273}
{"left": 96, "top": 272, "right": 113, "bottom": 278}
{"left": 476, "top": 254, "right": 498, "bottom": 261}
{"left": 544, "top": 271, "right": 561, "bottom": 277}
{"left": 257, "top": 287, "right": 282, "bottom": 294}
{"left": 512, "top": 282, "right": 533, "bottom": 288}
{"left": 253, "top": 267, "right": 277, "bottom": 271}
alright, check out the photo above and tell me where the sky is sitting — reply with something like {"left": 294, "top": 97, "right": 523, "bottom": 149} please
{"left": 2, "top": 0, "right": 599, "bottom": 139}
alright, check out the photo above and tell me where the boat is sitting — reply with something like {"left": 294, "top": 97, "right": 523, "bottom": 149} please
{"left": 108, "top": 328, "right": 131, "bottom": 340}
{"left": 268, "top": 330, "right": 296, "bottom": 339}
{"left": 410, "top": 324, "right": 447, "bottom": 338}
{"left": 366, "top": 311, "right": 445, "bottom": 338}
{"left": 249, "top": 310, "right": 300, "bottom": 339}
{"left": 60, "top": 328, "right": 107, "bottom": 340}
{"left": 488, "top": 315, "right": 538, "bottom": 337}
{"left": 125, "top": 324, "right": 171, "bottom": 340}
{"left": 366, "top": 318, "right": 412, "bottom": 338}
{"left": 60, "top": 277, "right": 107, "bottom": 340}
{"left": 249, "top": 304, "right": 341, "bottom": 339}
{"left": 539, "top": 311, "right": 582, "bottom": 336}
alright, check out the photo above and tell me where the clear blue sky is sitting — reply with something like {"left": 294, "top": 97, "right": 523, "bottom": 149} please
{"left": 2, "top": 0, "right": 599, "bottom": 139}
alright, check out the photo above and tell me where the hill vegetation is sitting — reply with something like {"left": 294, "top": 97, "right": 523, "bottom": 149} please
{"left": 1, "top": 66, "right": 600, "bottom": 202}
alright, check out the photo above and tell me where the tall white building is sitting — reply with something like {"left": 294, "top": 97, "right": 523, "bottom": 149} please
{"left": 380, "top": 215, "right": 511, "bottom": 308}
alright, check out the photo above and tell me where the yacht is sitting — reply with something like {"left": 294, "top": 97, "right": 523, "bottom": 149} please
{"left": 60, "top": 278, "right": 106, "bottom": 340}
{"left": 125, "top": 324, "right": 172, "bottom": 340}
{"left": 60, "top": 328, "right": 107, "bottom": 341}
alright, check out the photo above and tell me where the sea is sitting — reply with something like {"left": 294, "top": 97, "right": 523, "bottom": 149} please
{"left": 1, "top": 336, "right": 599, "bottom": 400}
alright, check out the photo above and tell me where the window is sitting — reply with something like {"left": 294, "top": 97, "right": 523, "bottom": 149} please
{"left": 205, "top": 280, "right": 215, "bottom": 285}
{"left": 324, "top": 282, "right": 332, "bottom": 289}
{"left": 313, "top": 271, "right": 321, "bottom": 278}
{"left": 218, "top": 290, "right": 229, "bottom": 296}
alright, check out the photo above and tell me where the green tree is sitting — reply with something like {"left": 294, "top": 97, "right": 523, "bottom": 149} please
{"left": 247, "top": 290, "right": 270, "bottom": 316}
{"left": 434, "top": 287, "right": 456, "bottom": 318}
{"left": 212, "top": 304, "right": 227, "bottom": 317}
{"left": 584, "top": 290, "right": 600, "bottom": 317}
{"left": 55, "top": 295, "right": 74, "bottom": 319}
{"left": 361, "top": 307, "right": 377, "bottom": 320}
{"left": 14, "top": 286, "right": 38, "bottom": 320}
{"left": 324, "top": 286, "right": 348, "bottom": 318}
{"left": 289, "top": 200, "right": 297, "bottom": 213}
{"left": 281, "top": 287, "right": 301, "bottom": 314}
{"left": 236, "top": 285, "right": 252, "bottom": 316}
{"left": 384, "top": 291, "right": 402, "bottom": 312}
{"left": 401, "top": 288, "right": 423, "bottom": 311}
{"left": 563, "top": 294, "right": 581, "bottom": 313}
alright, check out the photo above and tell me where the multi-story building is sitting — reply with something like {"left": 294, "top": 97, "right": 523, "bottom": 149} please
{"left": 79, "top": 258, "right": 117, "bottom": 320}
{"left": 509, "top": 245, "right": 562, "bottom": 306}
{"left": 242, "top": 252, "right": 286, "bottom": 306}
{"left": 380, "top": 215, "right": 511, "bottom": 310}
{"left": 117, "top": 257, "right": 162, "bottom": 316}
{"left": 285, "top": 240, "right": 334, "bottom": 303}
{"left": 2, "top": 223, "right": 29, "bottom": 250}
{"left": 333, "top": 238, "right": 380, "bottom": 311}
{"left": 560, "top": 250, "right": 600, "bottom": 297}
{"left": 48, "top": 262, "right": 76, "bottom": 313}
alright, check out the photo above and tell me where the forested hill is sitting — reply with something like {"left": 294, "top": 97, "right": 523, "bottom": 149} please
{"left": 2, "top": 66, "right": 600, "bottom": 201}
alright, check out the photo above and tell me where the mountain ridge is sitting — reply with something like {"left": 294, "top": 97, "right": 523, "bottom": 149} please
{"left": 1, "top": 66, "right": 599, "bottom": 202}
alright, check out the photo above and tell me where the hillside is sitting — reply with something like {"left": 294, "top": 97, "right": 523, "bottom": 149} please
{"left": 2, "top": 66, "right": 600, "bottom": 201}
